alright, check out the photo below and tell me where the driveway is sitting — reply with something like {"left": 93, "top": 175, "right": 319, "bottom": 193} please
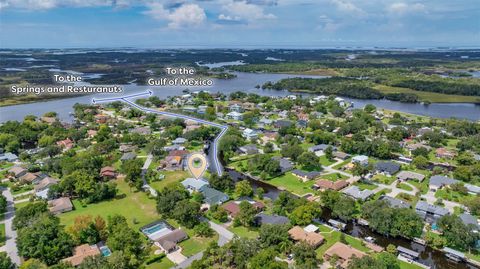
{"left": 1, "top": 188, "right": 21, "bottom": 265}
{"left": 167, "top": 249, "right": 187, "bottom": 265}
{"left": 208, "top": 220, "right": 234, "bottom": 246}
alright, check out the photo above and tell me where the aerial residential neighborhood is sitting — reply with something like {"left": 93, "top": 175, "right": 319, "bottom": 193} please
{"left": 0, "top": 88, "right": 479, "bottom": 269}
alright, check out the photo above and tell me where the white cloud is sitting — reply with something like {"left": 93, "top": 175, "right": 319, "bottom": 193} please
{"left": 387, "top": 2, "right": 426, "bottom": 15}
{"left": 144, "top": 3, "right": 207, "bottom": 29}
{"left": 330, "top": 0, "right": 366, "bottom": 16}
{"left": 219, "top": 0, "right": 276, "bottom": 22}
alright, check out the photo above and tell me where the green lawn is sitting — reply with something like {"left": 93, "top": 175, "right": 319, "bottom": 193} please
{"left": 149, "top": 170, "right": 189, "bottom": 191}
{"left": 396, "top": 193, "right": 419, "bottom": 204}
{"left": 145, "top": 257, "right": 175, "bottom": 269}
{"left": 14, "top": 200, "right": 32, "bottom": 210}
{"left": 229, "top": 225, "right": 259, "bottom": 239}
{"left": 435, "top": 188, "right": 472, "bottom": 205}
{"left": 166, "top": 218, "right": 218, "bottom": 257}
{"left": 267, "top": 172, "right": 316, "bottom": 195}
{"left": 399, "top": 260, "right": 425, "bottom": 269}
{"left": 407, "top": 179, "right": 429, "bottom": 194}
{"left": 372, "top": 174, "right": 396, "bottom": 185}
{"left": 319, "top": 155, "right": 336, "bottom": 166}
{"left": 0, "top": 223, "right": 5, "bottom": 247}
{"left": 398, "top": 182, "right": 413, "bottom": 191}
{"left": 321, "top": 173, "right": 348, "bottom": 181}
{"left": 59, "top": 179, "right": 159, "bottom": 230}
{"left": 333, "top": 158, "right": 352, "bottom": 170}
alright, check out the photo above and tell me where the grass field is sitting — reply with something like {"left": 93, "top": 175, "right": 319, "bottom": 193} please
{"left": 0, "top": 223, "right": 5, "bottom": 247}
{"left": 354, "top": 181, "right": 378, "bottom": 191}
{"left": 229, "top": 225, "right": 259, "bottom": 239}
{"left": 319, "top": 156, "right": 336, "bottom": 166}
{"left": 374, "top": 84, "right": 479, "bottom": 103}
{"left": 267, "top": 172, "right": 316, "bottom": 195}
{"left": 59, "top": 178, "right": 159, "bottom": 230}
{"left": 321, "top": 173, "right": 348, "bottom": 181}
{"left": 316, "top": 225, "right": 370, "bottom": 259}
{"left": 149, "top": 170, "right": 189, "bottom": 191}
{"left": 398, "top": 182, "right": 414, "bottom": 191}
{"left": 145, "top": 257, "right": 175, "bottom": 269}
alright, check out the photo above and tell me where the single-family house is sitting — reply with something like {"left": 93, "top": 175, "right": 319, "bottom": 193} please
{"left": 156, "top": 229, "right": 188, "bottom": 253}
{"left": 181, "top": 178, "right": 209, "bottom": 192}
{"left": 238, "top": 144, "right": 259, "bottom": 155}
{"left": 254, "top": 213, "right": 290, "bottom": 226}
{"left": 57, "top": 138, "right": 74, "bottom": 150}
{"left": 120, "top": 152, "right": 136, "bottom": 162}
{"left": 288, "top": 226, "right": 324, "bottom": 248}
{"left": 435, "top": 148, "right": 456, "bottom": 159}
{"left": 62, "top": 244, "right": 101, "bottom": 266}
{"left": 324, "top": 242, "right": 367, "bottom": 269}
{"left": 274, "top": 120, "right": 292, "bottom": 129}
{"left": 242, "top": 128, "right": 259, "bottom": 140}
{"left": 429, "top": 175, "right": 457, "bottom": 192}
{"left": 48, "top": 197, "right": 73, "bottom": 214}
{"left": 397, "top": 171, "right": 425, "bottom": 182}
{"left": 415, "top": 201, "right": 449, "bottom": 223}
{"left": 131, "top": 127, "right": 151, "bottom": 135}
{"left": 222, "top": 199, "right": 265, "bottom": 218}
{"left": 100, "top": 166, "right": 117, "bottom": 179}
{"left": 308, "top": 144, "right": 336, "bottom": 156}
{"left": 229, "top": 104, "right": 244, "bottom": 113}
{"left": 333, "top": 152, "right": 350, "bottom": 160}
{"left": 8, "top": 166, "right": 27, "bottom": 178}
{"left": 226, "top": 111, "right": 243, "bottom": 121}
{"left": 34, "top": 176, "right": 59, "bottom": 199}
{"left": 160, "top": 155, "right": 183, "bottom": 171}
{"left": 199, "top": 186, "right": 229, "bottom": 205}
{"left": 271, "top": 156, "right": 294, "bottom": 173}
{"left": 0, "top": 152, "right": 18, "bottom": 162}
{"left": 374, "top": 161, "right": 401, "bottom": 176}
{"left": 352, "top": 155, "right": 369, "bottom": 166}
{"left": 313, "top": 179, "right": 349, "bottom": 191}
{"left": 379, "top": 195, "right": 410, "bottom": 209}
{"left": 342, "top": 186, "right": 374, "bottom": 201}
{"left": 292, "top": 169, "right": 321, "bottom": 182}
{"left": 172, "top": 137, "right": 187, "bottom": 145}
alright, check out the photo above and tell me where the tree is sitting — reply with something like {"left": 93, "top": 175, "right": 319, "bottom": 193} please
{"left": 19, "top": 259, "right": 48, "bottom": 269}
{"left": 17, "top": 215, "right": 74, "bottom": 265}
{"left": 173, "top": 200, "right": 202, "bottom": 228}
{"left": 325, "top": 146, "right": 334, "bottom": 161}
{"left": 412, "top": 156, "right": 429, "bottom": 169}
{"left": 106, "top": 215, "right": 145, "bottom": 268}
{"left": 264, "top": 142, "right": 274, "bottom": 154}
{"left": 289, "top": 203, "right": 322, "bottom": 226}
{"left": 194, "top": 222, "right": 215, "bottom": 237}
{"left": 121, "top": 159, "right": 143, "bottom": 190}
{"left": 209, "top": 174, "right": 235, "bottom": 192}
{"left": 256, "top": 187, "right": 265, "bottom": 199}
{"left": 332, "top": 196, "right": 356, "bottom": 221}
{"left": 281, "top": 144, "right": 304, "bottom": 161}
{"left": 235, "top": 180, "right": 253, "bottom": 197}
{"left": 210, "top": 205, "right": 229, "bottom": 223}
{"left": 67, "top": 215, "right": 106, "bottom": 245}
{"left": 0, "top": 253, "right": 14, "bottom": 269}
{"left": 0, "top": 194, "right": 6, "bottom": 214}
{"left": 437, "top": 215, "right": 478, "bottom": 251}
{"left": 297, "top": 151, "right": 322, "bottom": 170}
{"left": 249, "top": 248, "right": 288, "bottom": 269}
{"left": 258, "top": 224, "right": 291, "bottom": 250}
{"left": 351, "top": 163, "right": 370, "bottom": 179}
{"left": 235, "top": 201, "right": 257, "bottom": 227}
{"left": 13, "top": 201, "right": 48, "bottom": 230}
{"left": 156, "top": 183, "right": 189, "bottom": 217}
{"left": 467, "top": 196, "right": 480, "bottom": 216}
{"left": 364, "top": 104, "right": 376, "bottom": 113}
{"left": 292, "top": 242, "right": 318, "bottom": 269}
{"left": 347, "top": 256, "right": 379, "bottom": 269}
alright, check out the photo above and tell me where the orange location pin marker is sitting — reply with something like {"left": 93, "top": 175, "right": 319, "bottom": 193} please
{"left": 187, "top": 153, "right": 208, "bottom": 179}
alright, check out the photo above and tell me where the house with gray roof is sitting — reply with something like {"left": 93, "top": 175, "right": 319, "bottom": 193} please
{"left": 379, "top": 195, "right": 410, "bottom": 209}
{"left": 415, "top": 201, "right": 449, "bottom": 223}
{"left": 120, "top": 152, "right": 137, "bottom": 161}
{"left": 172, "top": 137, "right": 187, "bottom": 145}
{"left": 199, "top": 186, "right": 229, "bottom": 205}
{"left": 0, "top": 152, "right": 18, "bottom": 162}
{"left": 352, "top": 155, "right": 369, "bottom": 166}
{"left": 397, "top": 171, "right": 425, "bottom": 182}
{"left": 459, "top": 213, "right": 478, "bottom": 231}
{"left": 429, "top": 175, "right": 457, "bottom": 191}
{"left": 238, "top": 144, "right": 259, "bottom": 155}
{"left": 342, "top": 186, "right": 374, "bottom": 201}
{"left": 292, "top": 169, "right": 321, "bottom": 182}
{"left": 375, "top": 161, "right": 401, "bottom": 176}
{"left": 181, "top": 178, "right": 209, "bottom": 192}
{"left": 254, "top": 213, "right": 290, "bottom": 226}
{"left": 274, "top": 120, "right": 292, "bottom": 129}
{"left": 272, "top": 156, "right": 294, "bottom": 173}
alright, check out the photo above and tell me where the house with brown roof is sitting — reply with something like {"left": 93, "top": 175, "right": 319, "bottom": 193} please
{"left": 313, "top": 179, "right": 349, "bottom": 191}
{"left": 57, "top": 138, "right": 74, "bottom": 150}
{"left": 155, "top": 229, "right": 188, "bottom": 253}
{"left": 87, "top": 130, "right": 97, "bottom": 138}
{"left": 34, "top": 176, "right": 59, "bottom": 199}
{"left": 62, "top": 244, "right": 101, "bottom": 266}
{"left": 100, "top": 166, "right": 117, "bottom": 179}
{"left": 222, "top": 199, "right": 265, "bottom": 218}
{"left": 8, "top": 166, "right": 27, "bottom": 179}
{"left": 397, "top": 171, "right": 425, "bottom": 182}
{"left": 48, "top": 197, "right": 73, "bottom": 214}
{"left": 19, "top": 172, "right": 39, "bottom": 184}
{"left": 288, "top": 226, "right": 324, "bottom": 248}
{"left": 323, "top": 242, "right": 367, "bottom": 268}
{"left": 435, "top": 148, "right": 456, "bottom": 159}
{"left": 94, "top": 114, "right": 109, "bottom": 124}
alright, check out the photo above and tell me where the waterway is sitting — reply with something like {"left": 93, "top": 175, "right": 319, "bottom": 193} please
{"left": 226, "top": 168, "right": 474, "bottom": 269}
{"left": 1, "top": 71, "right": 479, "bottom": 122}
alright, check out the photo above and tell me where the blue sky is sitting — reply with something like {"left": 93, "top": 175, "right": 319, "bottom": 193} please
{"left": 0, "top": 0, "right": 479, "bottom": 48}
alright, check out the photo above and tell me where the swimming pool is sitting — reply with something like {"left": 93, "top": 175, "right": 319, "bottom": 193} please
{"left": 100, "top": 246, "right": 112, "bottom": 257}
{"left": 141, "top": 221, "right": 173, "bottom": 241}
{"left": 143, "top": 222, "right": 168, "bottom": 235}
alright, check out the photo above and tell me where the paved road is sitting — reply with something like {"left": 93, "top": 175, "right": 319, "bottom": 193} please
{"left": 1, "top": 188, "right": 20, "bottom": 265}
{"left": 141, "top": 154, "right": 158, "bottom": 197}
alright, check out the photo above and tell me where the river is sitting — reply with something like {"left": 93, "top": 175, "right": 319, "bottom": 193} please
{"left": 226, "top": 168, "right": 473, "bottom": 269}
{"left": 1, "top": 71, "right": 479, "bottom": 122}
